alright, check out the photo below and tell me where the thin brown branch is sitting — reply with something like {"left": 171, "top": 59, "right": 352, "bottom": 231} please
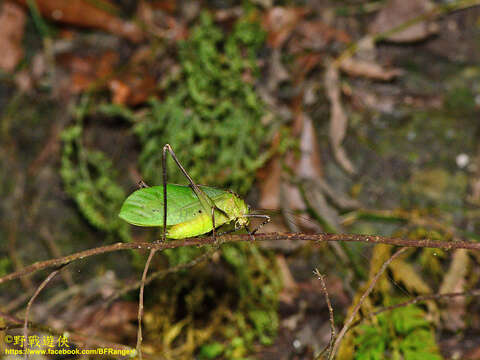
{"left": 3, "top": 292, "right": 32, "bottom": 313}
{"left": 136, "top": 249, "right": 157, "bottom": 360}
{"left": 23, "top": 264, "right": 67, "bottom": 359}
{"left": 314, "top": 270, "right": 336, "bottom": 360}
{"left": 39, "top": 226, "right": 75, "bottom": 287}
{"left": 1, "top": 232, "right": 479, "bottom": 286}
{"left": 329, "top": 247, "right": 408, "bottom": 360}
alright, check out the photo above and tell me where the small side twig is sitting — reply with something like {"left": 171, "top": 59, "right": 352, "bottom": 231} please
{"left": 313, "top": 270, "right": 335, "bottom": 360}
{"left": 23, "top": 264, "right": 68, "bottom": 359}
{"left": 136, "top": 249, "right": 157, "bottom": 360}
{"left": 39, "top": 226, "right": 75, "bottom": 287}
{"left": 329, "top": 247, "right": 407, "bottom": 360}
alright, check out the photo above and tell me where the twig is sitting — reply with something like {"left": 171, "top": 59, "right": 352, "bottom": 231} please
{"left": 313, "top": 270, "right": 336, "bottom": 360}
{"left": 39, "top": 226, "right": 75, "bottom": 287}
{"left": 3, "top": 292, "right": 32, "bottom": 313}
{"left": 328, "top": 247, "right": 408, "bottom": 360}
{"left": 136, "top": 249, "right": 157, "bottom": 360}
{"left": 23, "top": 264, "right": 67, "bottom": 359}
{"left": 8, "top": 207, "right": 33, "bottom": 291}
{"left": 1, "top": 233, "right": 479, "bottom": 286}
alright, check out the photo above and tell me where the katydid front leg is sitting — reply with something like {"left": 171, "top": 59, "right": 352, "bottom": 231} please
{"left": 248, "top": 214, "right": 271, "bottom": 235}
{"left": 242, "top": 214, "right": 271, "bottom": 241}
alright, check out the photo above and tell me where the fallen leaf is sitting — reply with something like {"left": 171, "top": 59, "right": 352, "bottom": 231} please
{"left": 292, "top": 53, "right": 322, "bottom": 85}
{"left": 0, "top": 1, "right": 26, "bottom": 72}
{"left": 108, "top": 80, "right": 131, "bottom": 105}
{"left": 465, "top": 346, "right": 480, "bottom": 360}
{"left": 262, "top": 7, "right": 308, "bottom": 48}
{"left": 295, "top": 113, "right": 323, "bottom": 180}
{"left": 137, "top": 0, "right": 188, "bottom": 41}
{"left": 340, "top": 57, "right": 403, "bottom": 81}
{"left": 276, "top": 254, "right": 297, "bottom": 304}
{"left": 71, "top": 301, "right": 138, "bottom": 341}
{"left": 266, "top": 48, "right": 289, "bottom": 92}
{"left": 467, "top": 143, "right": 480, "bottom": 205}
{"left": 214, "top": 7, "right": 244, "bottom": 22}
{"left": 296, "top": 20, "right": 351, "bottom": 50}
{"left": 58, "top": 51, "right": 118, "bottom": 94}
{"left": 369, "top": 0, "right": 438, "bottom": 42}
{"left": 15, "top": 0, "right": 143, "bottom": 42}
{"left": 325, "top": 62, "right": 356, "bottom": 174}
{"left": 439, "top": 248, "right": 469, "bottom": 331}
{"left": 14, "top": 70, "right": 33, "bottom": 93}
{"left": 150, "top": 0, "right": 176, "bottom": 14}
{"left": 389, "top": 257, "right": 432, "bottom": 294}
{"left": 258, "top": 156, "right": 282, "bottom": 210}
{"left": 108, "top": 74, "right": 156, "bottom": 106}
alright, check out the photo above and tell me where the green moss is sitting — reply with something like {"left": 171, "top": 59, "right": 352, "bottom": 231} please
{"left": 403, "top": 168, "right": 468, "bottom": 211}
{"left": 445, "top": 86, "right": 476, "bottom": 114}
{"left": 354, "top": 305, "right": 443, "bottom": 360}
{"left": 60, "top": 105, "right": 130, "bottom": 243}
{"left": 134, "top": 11, "right": 270, "bottom": 194}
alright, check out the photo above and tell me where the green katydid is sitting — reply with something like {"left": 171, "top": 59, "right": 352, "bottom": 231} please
{"left": 119, "top": 144, "right": 270, "bottom": 241}
{"left": 121, "top": 144, "right": 271, "bottom": 359}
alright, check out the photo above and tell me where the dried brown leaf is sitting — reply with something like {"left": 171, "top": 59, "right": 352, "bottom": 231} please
{"left": 258, "top": 156, "right": 282, "bottom": 210}
{"left": 369, "top": 0, "right": 438, "bottom": 42}
{"left": 71, "top": 301, "right": 138, "bottom": 341}
{"left": 276, "top": 254, "right": 297, "bottom": 304}
{"left": 262, "top": 6, "right": 308, "bottom": 48}
{"left": 340, "top": 57, "right": 403, "bottom": 81}
{"left": 368, "top": 244, "right": 394, "bottom": 294}
{"left": 325, "top": 63, "right": 356, "bottom": 174}
{"left": 439, "top": 249, "right": 469, "bottom": 331}
{"left": 389, "top": 257, "right": 432, "bottom": 294}
{"left": 15, "top": 0, "right": 143, "bottom": 42}
{"left": 266, "top": 48, "right": 289, "bottom": 92}
{"left": 292, "top": 53, "right": 322, "bottom": 85}
{"left": 109, "top": 75, "right": 156, "bottom": 106}
{"left": 58, "top": 51, "right": 118, "bottom": 94}
{"left": 0, "top": 1, "right": 26, "bottom": 72}
{"left": 465, "top": 346, "right": 480, "bottom": 360}
{"left": 296, "top": 20, "right": 351, "bottom": 50}
{"left": 137, "top": 0, "right": 188, "bottom": 41}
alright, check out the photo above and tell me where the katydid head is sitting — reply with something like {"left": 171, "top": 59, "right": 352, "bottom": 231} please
{"left": 233, "top": 195, "right": 250, "bottom": 227}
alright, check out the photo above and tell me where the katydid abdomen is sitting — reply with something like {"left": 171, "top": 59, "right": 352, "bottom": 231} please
{"left": 119, "top": 184, "right": 249, "bottom": 239}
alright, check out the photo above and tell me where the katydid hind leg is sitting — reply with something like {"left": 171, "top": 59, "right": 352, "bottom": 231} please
{"left": 162, "top": 144, "right": 229, "bottom": 220}
{"left": 211, "top": 207, "right": 217, "bottom": 244}
{"left": 162, "top": 146, "right": 168, "bottom": 242}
